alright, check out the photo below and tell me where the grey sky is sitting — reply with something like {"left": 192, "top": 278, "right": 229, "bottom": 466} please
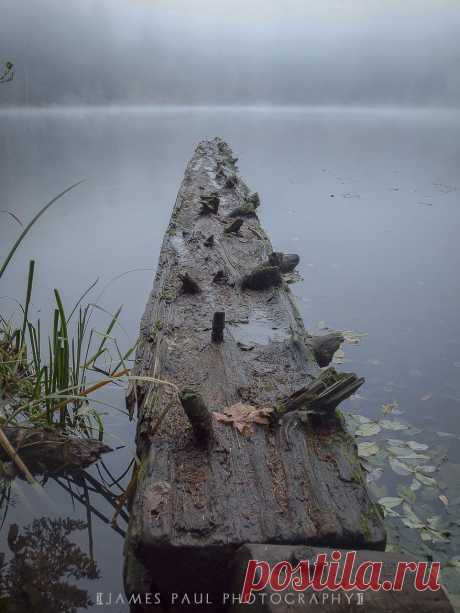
{"left": 1, "top": 0, "right": 459, "bottom": 107}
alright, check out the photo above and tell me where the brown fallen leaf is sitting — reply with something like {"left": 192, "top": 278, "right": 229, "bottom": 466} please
{"left": 213, "top": 402, "right": 274, "bottom": 437}
{"left": 439, "top": 494, "right": 449, "bottom": 507}
{"left": 382, "top": 402, "right": 399, "bottom": 414}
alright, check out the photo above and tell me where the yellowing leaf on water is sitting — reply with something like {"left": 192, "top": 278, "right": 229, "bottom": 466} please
{"left": 342, "top": 330, "right": 368, "bottom": 345}
{"left": 213, "top": 403, "right": 273, "bottom": 437}
{"left": 439, "top": 495, "right": 449, "bottom": 507}
{"left": 332, "top": 347, "right": 345, "bottom": 364}
{"left": 382, "top": 402, "right": 399, "bottom": 414}
{"left": 415, "top": 472, "right": 437, "bottom": 488}
{"left": 357, "top": 441, "right": 379, "bottom": 458}
{"left": 407, "top": 441, "right": 429, "bottom": 451}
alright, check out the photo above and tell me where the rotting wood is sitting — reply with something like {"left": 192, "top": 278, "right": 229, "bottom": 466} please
{"left": 308, "top": 331, "right": 344, "bottom": 367}
{"left": 124, "top": 138, "right": 385, "bottom": 610}
{"left": 241, "top": 264, "right": 282, "bottom": 290}
{"left": 179, "top": 388, "right": 213, "bottom": 446}
{"left": 0, "top": 425, "right": 110, "bottom": 478}
{"left": 211, "top": 311, "right": 225, "bottom": 343}
{"left": 268, "top": 251, "right": 300, "bottom": 273}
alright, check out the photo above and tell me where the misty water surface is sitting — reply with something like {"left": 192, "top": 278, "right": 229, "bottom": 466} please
{"left": 1, "top": 106, "right": 460, "bottom": 610}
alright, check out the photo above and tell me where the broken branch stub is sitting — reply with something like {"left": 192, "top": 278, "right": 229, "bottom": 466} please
{"left": 278, "top": 367, "right": 364, "bottom": 418}
{"left": 268, "top": 252, "right": 300, "bottom": 273}
{"left": 179, "top": 388, "right": 213, "bottom": 446}
{"left": 211, "top": 311, "right": 225, "bottom": 343}
{"left": 241, "top": 265, "right": 282, "bottom": 291}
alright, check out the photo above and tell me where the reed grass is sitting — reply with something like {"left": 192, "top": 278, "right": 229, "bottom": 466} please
{"left": 0, "top": 183, "right": 134, "bottom": 447}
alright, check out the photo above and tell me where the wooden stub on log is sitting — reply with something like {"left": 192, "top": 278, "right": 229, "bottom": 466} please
{"left": 124, "top": 138, "right": 386, "bottom": 608}
{"left": 179, "top": 388, "right": 213, "bottom": 446}
{"left": 308, "top": 332, "right": 344, "bottom": 367}
{"left": 212, "top": 311, "right": 226, "bottom": 343}
{"left": 229, "top": 544, "right": 455, "bottom": 613}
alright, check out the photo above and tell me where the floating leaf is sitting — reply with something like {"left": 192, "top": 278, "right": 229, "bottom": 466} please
{"left": 332, "top": 347, "right": 345, "bottom": 364}
{"left": 342, "top": 330, "right": 368, "bottom": 344}
{"left": 357, "top": 441, "right": 379, "bottom": 458}
{"left": 410, "top": 478, "right": 421, "bottom": 491}
{"left": 415, "top": 465, "right": 437, "bottom": 474}
{"left": 382, "top": 402, "right": 399, "bottom": 414}
{"left": 366, "top": 467, "right": 383, "bottom": 484}
{"left": 355, "top": 422, "right": 381, "bottom": 437}
{"left": 420, "top": 394, "right": 433, "bottom": 402}
{"left": 380, "top": 420, "right": 409, "bottom": 431}
{"left": 407, "top": 441, "right": 429, "bottom": 451}
{"left": 439, "top": 495, "right": 449, "bottom": 507}
{"left": 379, "top": 496, "right": 403, "bottom": 508}
{"left": 397, "top": 484, "right": 416, "bottom": 504}
{"left": 415, "top": 472, "right": 437, "bottom": 488}
{"left": 353, "top": 414, "right": 371, "bottom": 423}
{"left": 389, "top": 457, "right": 413, "bottom": 476}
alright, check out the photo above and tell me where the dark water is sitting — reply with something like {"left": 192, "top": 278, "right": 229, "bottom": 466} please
{"left": 1, "top": 106, "right": 460, "bottom": 611}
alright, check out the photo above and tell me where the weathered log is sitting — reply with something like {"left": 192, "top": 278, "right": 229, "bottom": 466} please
{"left": 179, "top": 388, "right": 213, "bottom": 446}
{"left": 0, "top": 426, "right": 111, "bottom": 478}
{"left": 211, "top": 311, "right": 226, "bottom": 343}
{"left": 124, "top": 138, "right": 385, "bottom": 609}
{"left": 307, "top": 332, "right": 344, "bottom": 367}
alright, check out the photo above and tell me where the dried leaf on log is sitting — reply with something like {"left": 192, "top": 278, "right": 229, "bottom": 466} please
{"left": 213, "top": 402, "right": 273, "bottom": 437}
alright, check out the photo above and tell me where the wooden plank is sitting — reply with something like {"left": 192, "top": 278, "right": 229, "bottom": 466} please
{"left": 124, "top": 138, "right": 386, "bottom": 603}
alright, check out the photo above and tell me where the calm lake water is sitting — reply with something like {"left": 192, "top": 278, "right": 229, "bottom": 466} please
{"left": 1, "top": 106, "right": 460, "bottom": 611}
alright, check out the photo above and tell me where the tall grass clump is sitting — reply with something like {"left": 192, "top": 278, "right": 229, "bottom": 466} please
{"left": 0, "top": 183, "right": 135, "bottom": 443}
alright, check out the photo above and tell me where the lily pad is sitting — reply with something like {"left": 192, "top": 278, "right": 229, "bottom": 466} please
{"left": 380, "top": 420, "right": 409, "bottom": 431}
{"left": 389, "top": 457, "right": 413, "bottom": 476}
{"left": 357, "top": 441, "right": 379, "bottom": 458}
{"left": 415, "top": 472, "right": 437, "bottom": 488}
{"left": 407, "top": 441, "right": 429, "bottom": 451}
{"left": 355, "top": 422, "right": 381, "bottom": 437}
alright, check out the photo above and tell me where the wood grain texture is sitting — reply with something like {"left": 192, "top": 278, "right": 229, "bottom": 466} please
{"left": 124, "top": 138, "right": 385, "bottom": 602}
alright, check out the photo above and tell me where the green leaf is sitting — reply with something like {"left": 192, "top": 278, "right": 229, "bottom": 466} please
{"left": 389, "top": 457, "right": 413, "bottom": 476}
{"left": 357, "top": 441, "right": 379, "bottom": 458}
{"left": 355, "top": 422, "right": 381, "bottom": 437}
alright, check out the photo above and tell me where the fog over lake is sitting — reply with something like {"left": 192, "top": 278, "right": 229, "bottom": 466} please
{"left": 1, "top": 0, "right": 460, "bottom": 107}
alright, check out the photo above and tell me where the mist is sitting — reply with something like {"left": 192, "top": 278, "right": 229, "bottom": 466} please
{"left": 1, "top": 0, "right": 459, "bottom": 108}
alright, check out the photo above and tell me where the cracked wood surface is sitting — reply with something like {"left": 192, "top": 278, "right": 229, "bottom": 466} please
{"left": 124, "top": 138, "right": 385, "bottom": 600}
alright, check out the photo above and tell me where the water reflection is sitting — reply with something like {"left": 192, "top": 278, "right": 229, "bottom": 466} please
{"left": 0, "top": 457, "right": 132, "bottom": 611}
{"left": 1, "top": 517, "right": 99, "bottom": 612}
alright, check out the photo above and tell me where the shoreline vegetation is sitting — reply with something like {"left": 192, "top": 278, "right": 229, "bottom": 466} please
{"left": 0, "top": 184, "right": 136, "bottom": 484}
